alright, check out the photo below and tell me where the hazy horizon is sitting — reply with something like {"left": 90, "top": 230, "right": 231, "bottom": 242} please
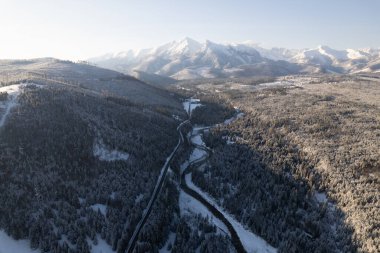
{"left": 1, "top": 0, "right": 379, "bottom": 60}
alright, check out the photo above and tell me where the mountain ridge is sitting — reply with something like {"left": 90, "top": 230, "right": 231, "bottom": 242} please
{"left": 89, "top": 38, "right": 380, "bottom": 79}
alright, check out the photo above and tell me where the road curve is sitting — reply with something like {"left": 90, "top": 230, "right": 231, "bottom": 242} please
{"left": 125, "top": 120, "right": 189, "bottom": 253}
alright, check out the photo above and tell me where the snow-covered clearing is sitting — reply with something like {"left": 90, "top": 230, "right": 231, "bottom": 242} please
{"left": 93, "top": 140, "right": 130, "bottom": 161}
{"left": 189, "top": 148, "right": 207, "bottom": 163}
{"left": 190, "top": 133, "right": 205, "bottom": 147}
{"left": 0, "top": 230, "right": 41, "bottom": 253}
{"left": 90, "top": 204, "right": 107, "bottom": 216}
{"left": 0, "top": 84, "right": 23, "bottom": 128}
{"left": 314, "top": 192, "right": 328, "bottom": 203}
{"left": 185, "top": 174, "right": 277, "bottom": 253}
{"left": 159, "top": 232, "right": 176, "bottom": 253}
{"left": 183, "top": 98, "right": 202, "bottom": 115}
{"left": 87, "top": 235, "right": 115, "bottom": 253}
{"left": 179, "top": 190, "right": 230, "bottom": 237}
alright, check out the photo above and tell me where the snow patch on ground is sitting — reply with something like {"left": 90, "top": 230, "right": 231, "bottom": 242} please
{"left": 192, "top": 126, "right": 210, "bottom": 131}
{"left": 222, "top": 136, "right": 236, "bottom": 145}
{"left": 0, "top": 230, "right": 41, "bottom": 253}
{"left": 59, "top": 235, "right": 76, "bottom": 250}
{"left": 159, "top": 232, "right": 176, "bottom": 253}
{"left": 135, "top": 193, "right": 144, "bottom": 204}
{"left": 190, "top": 134, "right": 205, "bottom": 147}
{"left": 314, "top": 192, "right": 328, "bottom": 203}
{"left": 78, "top": 197, "right": 86, "bottom": 205}
{"left": 87, "top": 235, "right": 115, "bottom": 253}
{"left": 172, "top": 114, "right": 181, "bottom": 121}
{"left": 186, "top": 174, "right": 277, "bottom": 253}
{"left": 93, "top": 140, "right": 130, "bottom": 161}
{"left": 180, "top": 160, "right": 190, "bottom": 174}
{"left": 0, "top": 84, "right": 23, "bottom": 128}
{"left": 188, "top": 148, "right": 207, "bottom": 163}
{"left": 258, "top": 81, "right": 293, "bottom": 88}
{"left": 90, "top": 204, "right": 107, "bottom": 216}
{"left": 179, "top": 190, "right": 230, "bottom": 237}
{"left": 224, "top": 112, "right": 244, "bottom": 125}
{"left": 183, "top": 98, "right": 202, "bottom": 115}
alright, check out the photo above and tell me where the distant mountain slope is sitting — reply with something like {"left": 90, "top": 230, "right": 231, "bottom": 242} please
{"left": 132, "top": 70, "right": 177, "bottom": 87}
{"left": 0, "top": 58, "right": 183, "bottom": 111}
{"left": 89, "top": 38, "right": 380, "bottom": 79}
{"left": 89, "top": 38, "right": 301, "bottom": 79}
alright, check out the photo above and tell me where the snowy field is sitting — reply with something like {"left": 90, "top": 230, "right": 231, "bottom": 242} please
{"left": 93, "top": 140, "right": 130, "bottom": 161}
{"left": 185, "top": 174, "right": 277, "bottom": 253}
{"left": 0, "top": 230, "right": 40, "bottom": 253}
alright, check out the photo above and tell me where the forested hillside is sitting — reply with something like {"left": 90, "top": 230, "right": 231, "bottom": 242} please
{"left": 0, "top": 59, "right": 187, "bottom": 253}
{"left": 185, "top": 76, "right": 379, "bottom": 253}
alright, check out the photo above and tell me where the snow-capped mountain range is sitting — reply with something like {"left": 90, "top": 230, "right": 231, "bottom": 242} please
{"left": 89, "top": 38, "right": 380, "bottom": 80}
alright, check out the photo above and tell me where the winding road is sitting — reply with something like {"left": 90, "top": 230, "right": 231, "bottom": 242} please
{"left": 125, "top": 108, "right": 247, "bottom": 253}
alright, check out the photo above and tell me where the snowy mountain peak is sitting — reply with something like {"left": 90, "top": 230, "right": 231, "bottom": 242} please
{"left": 89, "top": 39, "right": 380, "bottom": 79}
{"left": 167, "top": 37, "right": 202, "bottom": 56}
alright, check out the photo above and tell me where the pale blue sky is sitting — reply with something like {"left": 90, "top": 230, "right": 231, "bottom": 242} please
{"left": 0, "top": 0, "right": 379, "bottom": 60}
